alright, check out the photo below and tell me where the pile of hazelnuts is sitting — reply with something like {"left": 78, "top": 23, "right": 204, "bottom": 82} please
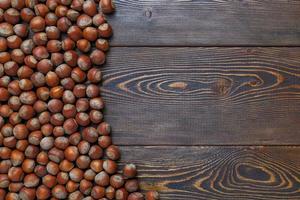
{"left": 0, "top": 0, "right": 159, "bottom": 199}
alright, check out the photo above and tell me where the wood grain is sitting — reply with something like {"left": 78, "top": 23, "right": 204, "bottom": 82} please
{"left": 101, "top": 47, "right": 300, "bottom": 145}
{"left": 107, "top": 0, "right": 300, "bottom": 46}
{"left": 119, "top": 146, "right": 300, "bottom": 200}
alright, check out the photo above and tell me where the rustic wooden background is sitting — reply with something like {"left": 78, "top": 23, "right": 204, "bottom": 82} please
{"left": 102, "top": 1, "right": 300, "bottom": 199}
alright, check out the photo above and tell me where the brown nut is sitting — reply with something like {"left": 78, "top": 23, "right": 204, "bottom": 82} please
{"left": 64, "top": 146, "right": 79, "bottom": 162}
{"left": 42, "top": 174, "right": 57, "bottom": 188}
{"left": 8, "top": 167, "right": 24, "bottom": 182}
{"left": 57, "top": 17, "right": 72, "bottom": 32}
{"left": 73, "top": 84, "right": 86, "bottom": 98}
{"left": 62, "top": 104, "right": 76, "bottom": 118}
{"left": 33, "top": 46, "right": 49, "bottom": 60}
{"left": 71, "top": 67, "right": 86, "bottom": 83}
{"left": 98, "top": 23, "right": 113, "bottom": 38}
{"left": 123, "top": 164, "right": 137, "bottom": 178}
{"left": 97, "top": 122, "right": 110, "bottom": 136}
{"left": 13, "top": 24, "right": 28, "bottom": 38}
{"left": 98, "top": 136, "right": 112, "bottom": 149}
{"left": 10, "top": 149, "right": 24, "bottom": 166}
{"left": 90, "top": 49, "right": 105, "bottom": 65}
{"left": 76, "top": 39, "right": 91, "bottom": 53}
{"left": 22, "top": 159, "right": 35, "bottom": 173}
{"left": 20, "top": 8, "right": 35, "bottom": 22}
{"left": 61, "top": 77, "right": 75, "bottom": 90}
{"left": 77, "top": 55, "right": 92, "bottom": 71}
{"left": 128, "top": 192, "right": 144, "bottom": 200}
{"left": 90, "top": 160, "right": 103, "bottom": 173}
{"left": 106, "top": 186, "right": 116, "bottom": 200}
{"left": 47, "top": 40, "right": 62, "bottom": 53}
{"left": 30, "top": 16, "right": 46, "bottom": 32}
{"left": 24, "top": 173, "right": 40, "bottom": 187}
{"left": 45, "top": 12, "right": 58, "bottom": 25}
{"left": 55, "top": 5, "right": 68, "bottom": 17}
{"left": 91, "top": 186, "right": 105, "bottom": 199}
{"left": 94, "top": 171, "right": 109, "bottom": 187}
{"left": 66, "top": 9, "right": 80, "bottom": 21}
{"left": 125, "top": 179, "right": 139, "bottom": 193}
{"left": 92, "top": 14, "right": 106, "bottom": 27}
{"left": 145, "top": 191, "right": 159, "bottom": 200}
{"left": 54, "top": 136, "right": 69, "bottom": 150}
{"left": 33, "top": 32, "right": 48, "bottom": 46}
{"left": 77, "top": 14, "right": 92, "bottom": 29}
{"left": 36, "top": 185, "right": 51, "bottom": 200}
{"left": 110, "top": 174, "right": 125, "bottom": 189}
{"left": 64, "top": 50, "right": 78, "bottom": 66}
{"left": 69, "top": 168, "right": 84, "bottom": 182}
{"left": 4, "top": 8, "right": 20, "bottom": 25}
{"left": 36, "top": 151, "right": 49, "bottom": 165}
{"left": 21, "top": 39, "right": 35, "bottom": 54}
{"left": 46, "top": 161, "right": 59, "bottom": 176}
{"left": 34, "top": 4, "right": 49, "bottom": 17}
{"left": 62, "top": 37, "right": 75, "bottom": 50}
{"left": 51, "top": 52, "right": 64, "bottom": 66}
{"left": 115, "top": 188, "right": 128, "bottom": 200}
{"left": 83, "top": 0, "right": 97, "bottom": 16}
{"left": 0, "top": 22, "right": 14, "bottom": 37}
{"left": 100, "top": 0, "right": 115, "bottom": 14}
{"left": 103, "top": 160, "right": 117, "bottom": 175}
{"left": 96, "top": 39, "right": 109, "bottom": 51}
{"left": 63, "top": 118, "right": 78, "bottom": 134}
{"left": 52, "top": 185, "right": 68, "bottom": 199}
{"left": 57, "top": 172, "right": 69, "bottom": 185}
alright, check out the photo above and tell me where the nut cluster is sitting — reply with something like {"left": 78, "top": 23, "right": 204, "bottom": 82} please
{"left": 0, "top": 0, "right": 159, "bottom": 199}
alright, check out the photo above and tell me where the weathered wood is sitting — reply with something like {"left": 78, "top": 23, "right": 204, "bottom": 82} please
{"left": 107, "top": 0, "right": 300, "bottom": 46}
{"left": 120, "top": 146, "right": 300, "bottom": 200}
{"left": 102, "top": 47, "right": 300, "bottom": 145}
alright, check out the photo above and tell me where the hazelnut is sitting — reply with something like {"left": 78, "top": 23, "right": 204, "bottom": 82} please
{"left": 0, "top": 174, "right": 10, "bottom": 188}
{"left": 76, "top": 98, "right": 89, "bottom": 112}
{"left": 24, "top": 145, "right": 39, "bottom": 159}
{"left": 71, "top": 0, "right": 84, "bottom": 11}
{"left": 13, "top": 24, "right": 28, "bottom": 38}
{"left": 48, "top": 99, "right": 63, "bottom": 113}
{"left": 91, "top": 186, "right": 105, "bottom": 199}
{"left": 20, "top": 8, "right": 35, "bottom": 22}
{"left": 34, "top": 165, "right": 47, "bottom": 177}
{"left": 24, "top": 173, "right": 40, "bottom": 187}
{"left": 71, "top": 67, "right": 86, "bottom": 83}
{"left": 145, "top": 191, "right": 159, "bottom": 200}
{"left": 77, "top": 55, "right": 92, "bottom": 71}
{"left": 0, "top": 52, "right": 11, "bottom": 63}
{"left": 128, "top": 192, "right": 144, "bottom": 200}
{"left": 73, "top": 84, "right": 86, "bottom": 98}
{"left": 92, "top": 14, "right": 106, "bottom": 26}
{"left": 77, "top": 140, "right": 90, "bottom": 154}
{"left": 0, "top": 105, "right": 13, "bottom": 117}
{"left": 25, "top": 0, "right": 38, "bottom": 9}
{"left": 54, "top": 136, "right": 69, "bottom": 150}
{"left": 47, "top": 40, "right": 62, "bottom": 52}
{"left": 96, "top": 39, "right": 109, "bottom": 51}
{"left": 55, "top": 5, "right": 68, "bottom": 17}
{"left": 98, "top": 23, "right": 113, "bottom": 38}
{"left": 123, "top": 164, "right": 137, "bottom": 178}
{"left": 51, "top": 52, "right": 64, "bottom": 66}
{"left": 100, "top": 0, "right": 115, "bottom": 14}
{"left": 37, "top": 59, "right": 53, "bottom": 74}
{"left": 77, "top": 14, "right": 92, "bottom": 29}
{"left": 8, "top": 112, "right": 21, "bottom": 125}
{"left": 34, "top": 99, "right": 48, "bottom": 112}
{"left": 40, "top": 136, "right": 54, "bottom": 150}
{"left": 40, "top": 123, "right": 53, "bottom": 135}
{"left": 69, "top": 191, "right": 84, "bottom": 199}
{"left": 69, "top": 168, "right": 84, "bottom": 182}
{"left": 48, "top": 147, "right": 64, "bottom": 163}
{"left": 90, "top": 97, "right": 105, "bottom": 110}
{"left": 103, "top": 160, "right": 117, "bottom": 174}
{"left": 8, "top": 80, "right": 21, "bottom": 96}
{"left": 94, "top": 171, "right": 109, "bottom": 187}
{"left": 33, "top": 32, "right": 48, "bottom": 45}
{"left": 76, "top": 39, "right": 91, "bottom": 52}
{"left": 125, "top": 179, "right": 139, "bottom": 193}
{"left": 79, "top": 179, "right": 93, "bottom": 195}
{"left": 86, "top": 84, "right": 100, "bottom": 98}
{"left": 66, "top": 9, "right": 80, "bottom": 21}
{"left": 4, "top": 8, "right": 20, "bottom": 25}
{"left": 17, "top": 66, "right": 34, "bottom": 79}
{"left": 66, "top": 181, "right": 79, "bottom": 193}
{"left": 50, "top": 113, "right": 65, "bottom": 126}
{"left": 11, "top": 49, "right": 25, "bottom": 64}
{"left": 64, "top": 50, "right": 78, "bottom": 66}
{"left": 57, "top": 17, "right": 72, "bottom": 32}
{"left": 68, "top": 132, "right": 81, "bottom": 145}
{"left": 31, "top": 72, "right": 46, "bottom": 87}
{"left": 0, "top": 147, "right": 11, "bottom": 159}
{"left": 30, "top": 16, "right": 46, "bottom": 32}
{"left": 0, "top": 87, "right": 10, "bottom": 101}
{"left": 83, "top": 0, "right": 97, "bottom": 16}
{"left": 45, "top": 12, "right": 58, "bottom": 25}
{"left": 61, "top": 77, "right": 75, "bottom": 90}
{"left": 19, "top": 79, "right": 33, "bottom": 91}
{"left": 10, "top": 149, "right": 24, "bottom": 166}
{"left": 46, "top": 0, "right": 58, "bottom": 11}
{"left": 63, "top": 118, "right": 78, "bottom": 134}
{"left": 84, "top": 169, "right": 96, "bottom": 181}
{"left": 42, "top": 174, "right": 57, "bottom": 188}
{"left": 4, "top": 61, "right": 18, "bottom": 76}
{"left": 0, "top": 22, "right": 14, "bottom": 37}
{"left": 59, "top": 159, "right": 74, "bottom": 172}
{"left": 16, "top": 140, "right": 28, "bottom": 152}
{"left": 8, "top": 182, "right": 23, "bottom": 193}
{"left": 0, "top": 37, "right": 7, "bottom": 52}
{"left": 52, "top": 185, "right": 68, "bottom": 199}
{"left": 34, "top": 4, "right": 49, "bottom": 17}
{"left": 46, "top": 161, "right": 59, "bottom": 175}
{"left": 36, "top": 185, "right": 51, "bottom": 200}
{"left": 11, "top": 0, "right": 25, "bottom": 10}
{"left": 82, "top": 127, "right": 98, "bottom": 143}
{"left": 98, "top": 136, "right": 112, "bottom": 149}
{"left": 62, "top": 90, "right": 76, "bottom": 104}
{"left": 90, "top": 49, "right": 106, "bottom": 65}
{"left": 22, "top": 159, "right": 35, "bottom": 173}
{"left": 3, "top": 136, "right": 17, "bottom": 148}
{"left": 105, "top": 145, "right": 120, "bottom": 160}
{"left": 33, "top": 46, "right": 49, "bottom": 60}
{"left": 50, "top": 86, "right": 64, "bottom": 98}
{"left": 94, "top": 121, "right": 111, "bottom": 135}
{"left": 64, "top": 146, "right": 79, "bottom": 161}
{"left": 21, "top": 39, "right": 35, "bottom": 54}
{"left": 19, "top": 91, "right": 37, "bottom": 105}
{"left": 62, "top": 104, "right": 77, "bottom": 118}
{"left": 110, "top": 174, "right": 125, "bottom": 189}
{"left": 62, "top": 37, "right": 75, "bottom": 51}
{"left": 88, "top": 145, "right": 103, "bottom": 160}
{"left": 57, "top": 172, "right": 69, "bottom": 185}
{"left": 13, "top": 124, "right": 29, "bottom": 140}
{"left": 90, "top": 160, "right": 103, "bottom": 173}
{"left": 76, "top": 155, "right": 91, "bottom": 169}
{"left": 67, "top": 25, "right": 82, "bottom": 41}
{"left": 115, "top": 188, "right": 128, "bottom": 200}
{"left": 106, "top": 186, "right": 116, "bottom": 200}
{"left": 8, "top": 167, "right": 24, "bottom": 182}
{"left": 36, "top": 151, "right": 49, "bottom": 165}
{"left": 0, "top": 0, "right": 11, "bottom": 9}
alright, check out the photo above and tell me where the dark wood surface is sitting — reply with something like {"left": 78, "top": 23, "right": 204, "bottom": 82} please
{"left": 102, "top": 47, "right": 300, "bottom": 145}
{"left": 102, "top": 0, "right": 300, "bottom": 199}
{"left": 106, "top": 0, "right": 300, "bottom": 46}
{"left": 119, "top": 146, "right": 300, "bottom": 200}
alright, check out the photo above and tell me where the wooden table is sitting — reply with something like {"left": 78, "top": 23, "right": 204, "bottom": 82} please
{"left": 102, "top": 1, "right": 300, "bottom": 199}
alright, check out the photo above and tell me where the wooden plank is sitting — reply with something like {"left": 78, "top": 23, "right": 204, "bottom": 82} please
{"left": 107, "top": 0, "right": 300, "bottom": 46}
{"left": 119, "top": 146, "right": 300, "bottom": 200}
{"left": 101, "top": 47, "right": 300, "bottom": 145}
